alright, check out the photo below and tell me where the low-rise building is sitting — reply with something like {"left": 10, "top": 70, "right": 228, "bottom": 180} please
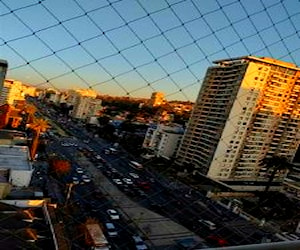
{"left": 0, "top": 145, "right": 33, "bottom": 188}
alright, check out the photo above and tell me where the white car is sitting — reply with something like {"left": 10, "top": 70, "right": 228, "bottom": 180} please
{"left": 123, "top": 178, "right": 133, "bottom": 185}
{"left": 129, "top": 173, "right": 139, "bottom": 179}
{"left": 76, "top": 168, "right": 84, "bottom": 174}
{"left": 82, "top": 175, "right": 91, "bottom": 183}
{"left": 107, "top": 209, "right": 120, "bottom": 220}
{"left": 95, "top": 155, "right": 102, "bottom": 160}
{"left": 112, "top": 179, "right": 122, "bottom": 185}
{"left": 198, "top": 219, "right": 216, "bottom": 230}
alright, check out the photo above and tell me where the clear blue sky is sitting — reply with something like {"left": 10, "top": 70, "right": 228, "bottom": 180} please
{"left": 1, "top": 0, "right": 300, "bottom": 101}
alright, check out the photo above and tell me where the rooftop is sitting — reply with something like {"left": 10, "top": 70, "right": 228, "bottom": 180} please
{"left": 0, "top": 145, "right": 31, "bottom": 171}
{"left": 0, "top": 201, "right": 55, "bottom": 250}
{"left": 213, "top": 56, "right": 299, "bottom": 69}
{"left": 0, "top": 129, "right": 27, "bottom": 140}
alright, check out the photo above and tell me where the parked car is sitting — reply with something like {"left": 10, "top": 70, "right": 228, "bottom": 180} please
{"left": 105, "top": 223, "right": 118, "bottom": 237}
{"left": 136, "top": 181, "right": 150, "bottom": 190}
{"left": 132, "top": 235, "right": 148, "bottom": 250}
{"left": 107, "top": 209, "right": 120, "bottom": 220}
{"left": 112, "top": 179, "right": 123, "bottom": 185}
{"left": 72, "top": 176, "right": 79, "bottom": 184}
{"left": 76, "top": 167, "right": 84, "bottom": 174}
{"left": 82, "top": 175, "right": 91, "bottom": 183}
{"left": 129, "top": 172, "right": 139, "bottom": 179}
{"left": 123, "top": 178, "right": 133, "bottom": 185}
{"left": 198, "top": 219, "right": 216, "bottom": 230}
{"left": 206, "top": 235, "right": 229, "bottom": 247}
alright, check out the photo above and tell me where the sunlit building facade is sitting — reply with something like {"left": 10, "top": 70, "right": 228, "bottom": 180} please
{"left": 66, "top": 89, "right": 102, "bottom": 119}
{"left": 0, "top": 79, "right": 25, "bottom": 105}
{"left": 176, "top": 56, "right": 300, "bottom": 191}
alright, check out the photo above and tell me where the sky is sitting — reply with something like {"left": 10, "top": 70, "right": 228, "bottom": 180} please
{"left": 0, "top": 0, "right": 300, "bottom": 102}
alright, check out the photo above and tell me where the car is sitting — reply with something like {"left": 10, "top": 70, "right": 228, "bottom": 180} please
{"left": 137, "top": 181, "right": 150, "bottom": 190}
{"left": 198, "top": 219, "right": 217, "bottom": 230}
{"left": 107, "top": 209, "right": 120, "bottom": 220}
{"left": 72, "top": 176, "right": 80, "bottom": 184}
{"left": 105, "top": 223, "right": 118, "bottom": 237}
{"left": 82, "top": 178, "right": 91, "bottom": 183}
{"left": 129, "top": 172, "right": 139, "bottom": 179}
{"left": 136, "top": 189, "right": 147, "bottom": 198}
{"left": 123, "top": 178, "right": 133, "bottom": 185}
{"left": 112, "top": 179, "right": 123, "bottom": 185}
{"left": 76, "top": 168, "right": 84, "bottom": 174}
{"left": 95, "top": 155, "right": 102, "bottom": 160}
{"left": 132, "top": 235, "right": 148, "bottom": 250}
{"left": 206, "top": 235, "right": 229, "bottom": 247}
{"left": 82, "top": 175, "right": 91, "bottom": 183}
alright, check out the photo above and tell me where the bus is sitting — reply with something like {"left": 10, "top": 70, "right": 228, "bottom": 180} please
{"left": 128, "top": 161, "right": 143, "bottom": 170}
{"left": 83, "top": 218, "right": 110, "bottom": 250}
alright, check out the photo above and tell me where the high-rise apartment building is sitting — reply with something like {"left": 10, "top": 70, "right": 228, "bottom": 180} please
{"left": 176, "top": 56, "right": 300, "bottom": 191}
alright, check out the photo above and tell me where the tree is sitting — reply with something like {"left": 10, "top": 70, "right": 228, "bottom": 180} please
{"left": 262, "top": 155, "right": 293, "bottom": 193}
{"left": 24, "top": 104, "right": 37, "bottom": 123}
{"left": 49, "top": 158, "right": 71, "bottom": 177}
{"left": 27, "top": 118, "right": 50, "bottom": 160}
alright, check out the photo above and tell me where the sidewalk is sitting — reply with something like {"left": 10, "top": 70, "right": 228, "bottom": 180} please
{"left": 79, "top": 157, "right": 201, "bottom": 249}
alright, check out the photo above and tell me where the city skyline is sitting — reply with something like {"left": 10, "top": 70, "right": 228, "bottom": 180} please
{"left": 1, "top": 0, "right": 300, "bottom": 102}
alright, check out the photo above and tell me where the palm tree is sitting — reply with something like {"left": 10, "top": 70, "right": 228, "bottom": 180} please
{"left": 262, "top": 155, "right": 293, "bottom": 193}
{"left": 27, "top": 118, "right": 50, "bottom": 160}
{"left": 24, "top": 104, "right": 37, "bottom": 124}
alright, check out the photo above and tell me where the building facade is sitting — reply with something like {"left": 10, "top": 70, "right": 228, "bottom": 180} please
{"left": 66, "top": 89, "right": 102, "bottom": 119}
{"left": 0, "top": 59, "right": 8, "bottom": 93}
{"left": 176, "top": 56, "right": 300, "bottom": 191}
{"left": 143, "top": 124, "right": 184, "bottom": 159}
{"left": 0, "top": 145, "right": 33, "bottom": 187}
{"left": 0, "top": 79, "right": 25, "bottom": 105}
